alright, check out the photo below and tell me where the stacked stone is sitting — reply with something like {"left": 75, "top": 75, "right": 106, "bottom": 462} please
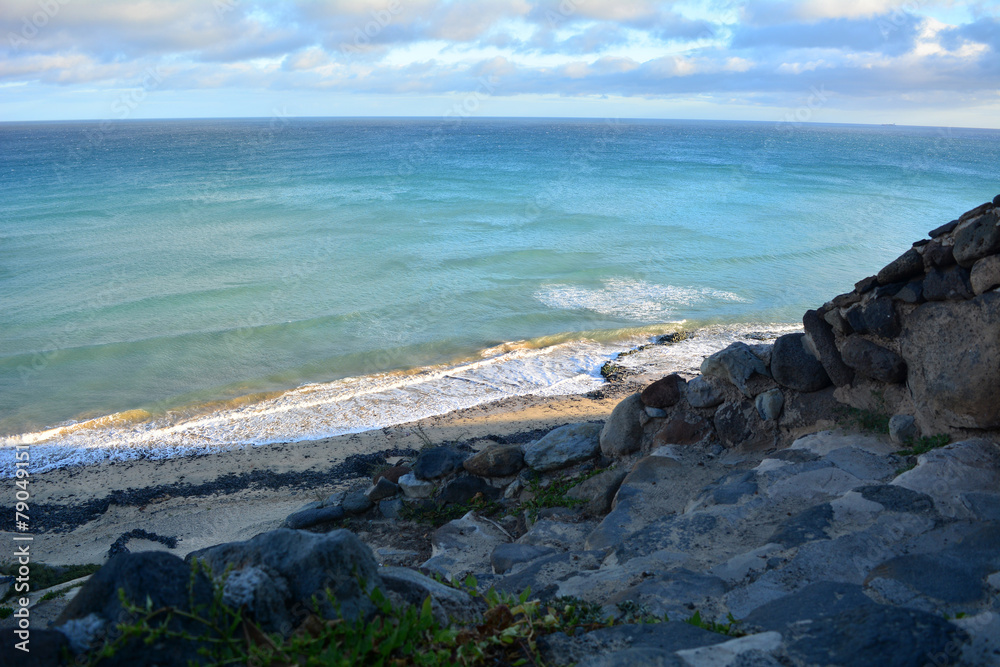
{"left": 804, "top": 194, "right": 1000, "bottom": 440}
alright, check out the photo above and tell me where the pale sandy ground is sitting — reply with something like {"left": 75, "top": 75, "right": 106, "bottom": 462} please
{"left": 4, "top": 391, "right": 629, "bottom": 569}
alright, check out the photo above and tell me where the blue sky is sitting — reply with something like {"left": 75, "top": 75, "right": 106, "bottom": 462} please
{"left": 2, "top": 0, "right": 998, "bottom": 126}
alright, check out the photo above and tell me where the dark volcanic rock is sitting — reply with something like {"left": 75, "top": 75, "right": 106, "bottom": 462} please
{"left": 954, "top": 210, "right": 1000, "bottom": 267}
{"left": 284, "top": 504, "right": 345, "bottom": 530}
{"left": 971, "top": 255, "right": 1000, "bottom": 295}
{"left": 769, "top": 503, "right": 833, "bottom": 547}
{"left": 770, "top": 332, "right": 831, "bottom": 392}
{"left": 374, "top": 465, "right": 411, "bottom": 485}
{"left": 877, "top": 248, "right": 924, "bottom": 285}
{"left": 640, "top": 373, "right": 685, "bottom": 409}
{"left": 413, "top": 446, "right": 467, "bottom": 480}
{"left": 803, "top": 309, "right": 854, "bottom": 386}
{"left": 713, "top": 400, "right": 775, "bottom": 450}
{"left": 929, "top": 219, "right": 959, "bottom": 238}
{"left": 366, "top": 476, "right": 400, "bottom": 502}
{"left": 684, "top": 375, "right": 725, "bottom": 408}
{"left": 854, "top": 275, "right": 879, "bottom": 293}
{"left": 840, "top": 335, "right": 907, "bottom": 384}
{"left": 343, "top": 489, "right": 374, "bottom": 514}
{"left": 742, "top": 581, "right": 877, "bottom": 633}
{"left": 463, "top": 443, "right": 524, "bottom": 477}
{"left": 438, "top": 475, "right": 499, "bottom": 505}
{"left": 699, "top": 341, "right": 770, "bottom": 398}
{"left": 922, "top": 237, "right": 956, "bottom": 268}
{"left": 600, "top": 393, "right": 645, "bottom": 458}
{"left": 490, "top": 543, "right": 557, "bottom": 575}
{"left": 923, "top": 266, "right": 973, "bottom": 301}
{"left": 857, "top": 485, "right": 935, "bottom": 514}
{"left": 901, "top": 291, "right": 1000, "bottom": 428}
{"left": 893, "top": 279, "right": 924, "bottom": 304}
{"left": 844, "top": 296, "right": 900, "bottom": 338}
{"left": 538, "top": 622, "right": 727, "bottom": 667}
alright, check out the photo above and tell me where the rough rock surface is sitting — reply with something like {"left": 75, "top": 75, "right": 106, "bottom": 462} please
{"left": 600, "top": 393, "right": 645, "bottom": 457}
{"left": 769, "top": 333, "right": 831, "bottom": 392}
{"left": 700, "top": 342, "right": 770, "bottom": 398}
{"left": 524, "top": 422, "right": 602, "bottom": 472}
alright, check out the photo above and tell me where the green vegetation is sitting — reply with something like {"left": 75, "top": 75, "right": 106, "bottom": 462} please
{"left": 895, "top": 434, "right": 951, "bottom": 457}
{"left": 684, "top": 610, "right": 745, "bottom": 637}
{"left": 0, "top": 562, "right": 101, "bottom": 603}
{"left": 0, "top": 607, "right": 12, "bottom": 620}
{"left": 833, "top": 390, "right": 890, "bottom": 435}
{"left": 400, "top": 494, "right": 503, "bottom": 526}
{"left": 40, "top": 581, "right": 85, "bottom": 602}
{"left": 521, "top": 469, "right": 606, "bottom": 522}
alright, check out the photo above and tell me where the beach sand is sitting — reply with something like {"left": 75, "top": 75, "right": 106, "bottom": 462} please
{"left": 11, "top": 389, "right": 633, "bottom": 567}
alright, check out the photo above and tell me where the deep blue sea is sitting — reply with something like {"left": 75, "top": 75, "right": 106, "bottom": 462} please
{"left": 2, "top": 118, "right": 998, "bottom": 471}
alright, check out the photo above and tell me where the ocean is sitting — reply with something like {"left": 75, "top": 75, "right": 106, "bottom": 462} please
{"left": 2, "top": 118, "right": 998, "bottom": 473}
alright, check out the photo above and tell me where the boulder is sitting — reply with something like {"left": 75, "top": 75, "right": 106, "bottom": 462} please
{"left": 342, "top": 489, "right": 374, "bottom": 514}
{"left": 685, "top": 375, "right": 725, "bottom": 408}
{"left": 398, "top": 472, "right": 436, "bottom": 499}
{"left": 755, "top": 388, "right": 784, "bottom": 422}
{"left": 365, "top": 477, "right": 400, "bottom": 502}
{"left": 55, "top": 552, "right": 214, "bottom": 666}
{"left": 892, "top": 280, "right": 924, "bottom": 304}
{"left": 284, "top": 504, "right": 345, "bottom": 530}
{"left": 922, "top": 237, "right": 956, "bottom": 268}
{"left": 700, "top": 342, "right": 770, "bottom": 398}
{"left": 600, "top": 393, "right": 645, "bottom": 458}
{"left": 855, "top": 275, "right": 879, "bottom": 293}
{"left": 970, "top": 254, "right": 1000, "bottom": 295}
{"left": 929, "top": 219, "right": 959, "bottom": 238}
{"left": 463, "top": 443, "right": 524, "bottom": 477}
{"left": 922, "top": 266, "right": 973, "bottom": 301}
{"left": 374, "top": 465, "right": 411, "bottom": 485}
{"left": 770, "top": 332, "right": 831, "bottom": 392}
{"left": 892, "top": 439, "right": 1000, "bottom": 518}
{"left": 567, "top": 468, "right": 629, "bottom": 516}
{"left": 900, "top": 291, "right": 1000, "bottom": 429}
{"left": 186, "top": 529, "right": 382, "bottom": 634}
{"left": 803, "top": 309, "right": 854, "bottom": 386}
{"left": 888, "top": 414, "right": 918, "bottom": 446}
{"left": 525, "top": 422, "right": 601, "bottom": 472}
{"left": 839, "top": 335, "right": 907, "bottom": 384}
{"left": 491, "top": 543, "right": 557, "bottom": 574}
{"left": 438, "top": 475, "right": 499, "bottom": 505}
{"left": 652, "top": 413, "right": 712, "bottom": 446}
{"left": 877, "top": 248, "right": 924, "bottom": 285}
{"left": 844, "top": 297, "right": 900, "bottom": 338}
{"left": 378, "top": 567, "right": 480, "bottom": 624}
{"left": 422, "top": 512, "right": 509, "bottom": 580}
{"left": 640, "top": 373, "right": 685, "bottom": 409}
{"left": 953, "top": 210, "right": 1000, "bottom": 267}
{"left": 412, "top": 446, "right": 466, "bottom": 480}
{"left": 713, "top": 399, "right": 775, "bottom": 450}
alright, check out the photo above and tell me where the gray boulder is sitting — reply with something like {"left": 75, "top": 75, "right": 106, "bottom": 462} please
{"left": 714, "top": 399, "right": 775, "bottom": 450}
{"left": 413, "top": 446, "right": 467, "bottom": 480}
{"left": 769, "top": 333, "right": 831, "bottom": 392}
{"left": 755, "top": 389, "right": 784, "bottom": 422}
{"left": 379, "top": 567, "right": 481, "bottom": 624}
{"left": 953, "top": 210, "right": 1000, "bottom": 267}
{"left": 888, "top": 414, "right": 917, "bottom": 446}
{"left": 892, "top": 439, "right": 1000, "bottom": 518}
{"left": 491, "top": 543, "right": 557, "bottom": 574}
{"left": 700, "top": 342, "right": 770, "bottom": 398}
{"left": 877, "top": 247, "right": 924, "bottom": 285}
{"left": 187, "top": 529, "right": 381, "bottom": 634}
{"left": 568, "top": 468, "right": 629, "bottom": 516}
{"left": 970, "top": 254, "right": 1000, "bottom": 295}
{"left": 802, "top": 309, "right": 853, "bottom": 387}
{"left": 284, "top": 504, "right": 345, "bottom": 530}
{"left": 844, "top": 297, "right": 900, "bottom": 338}
{"left": 439, "top": 475, "right": 499, "bottom": 505}
{"left": 640, "top": 373, "right": 686, "bottom": 409}
{"left": 422, "top": 512, "right": 508, "bottom": 580}
{"left": 839, "top": 335, "right": 907, "bottom": 384}
{"left": 463, "top": 443, "right": 524, "bottom": 477}
{"left": 685, "top": 375, "right": 725, "bottom": 408}
{"left": 600, "top": 393, "right": 645, "bottom": 458}
{"left": 922, "top": 266, "right": 973, "bottom": 301}
{"left": 900, "top": 291, "right": 1000, "bottom": 429}
{"left": 365, "top": 477, "right": 400, "bottom": 502}
{"left": 525, "top": 422, "right": 602, "bottom": 472}
{"left": 398, "top": 472, "right": 436, "bottom": 499}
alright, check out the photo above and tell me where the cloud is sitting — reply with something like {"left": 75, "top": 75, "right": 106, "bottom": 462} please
{"left": 731, "top": 15, "right": 922, "bottom": 55}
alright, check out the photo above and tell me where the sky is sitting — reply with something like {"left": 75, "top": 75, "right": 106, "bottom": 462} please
{"left": 1, "top": 0, "right": 999, "bottom": 127}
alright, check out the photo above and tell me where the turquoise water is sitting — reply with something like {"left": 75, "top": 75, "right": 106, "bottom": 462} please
{"left": 1, "top": 118, "right": 998, "bottom": 468}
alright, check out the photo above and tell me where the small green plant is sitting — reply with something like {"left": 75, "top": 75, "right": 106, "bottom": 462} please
{"left": 520, "top": 468, "right": 606, "bottom": 521}
{"left": 616, "top": 600, "right": 662, "bottom": 624}
{"left": 684, "top": 610, "right": 745, "bottom": 637}
{"left": 833, "top": 389, "right": 891, "bottom": 435}
{"left": 400, "top": 494, "right": 502, "bottom": 526}
{"left": 896, "top": 434, "right": 951, "bottom": 457}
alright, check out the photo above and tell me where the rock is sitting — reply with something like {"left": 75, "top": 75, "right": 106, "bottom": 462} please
{"left": 379, "top": 497, "right": 403, "bottom": 519}
{"left": 892, "top": 439, "right": 1000, "bottom": 518}
{"left": 365, "top": 477, "right": 400, "bottom": 502}
{"left": 900, "top": 292, "right": 1000, "bottom": 428}
{"left": 783, "top": 604, "right": 967, "bottom": 667}
{"left": 652, "top": 413, "right": 712, "bottom": 447}
{"left": 494, "top": 550, "right": 604, "bottom": 601}
{"left": 970, "top": 254, "right": 1000, "bottom": 295}
{"left": 960, "top": 201, "right": 994, "bottom": 222}
{"left": 929, "top": 219, "right": 959, "bottom": 238}
{"left": 438, "top": 475, "right": 499, "bottom": 505}
{"left": 844, "top": 296, "right": 900, "bottom": 338}
{"left": 55, "top": 552, "right": 214, "bottom": 666}
{"left": 922, "top": 266, "right": 973, "bottom": 301}
{"left": 537, "top": 622, "right": 728, "bottom": 667}
{"left": 854, "top": 275, "right": 878, "bottom": 293}
{"left": 600, "top": 393, "right": 645, "bottom": 458}
{"left": 856, "top": 484, "right": 935, "bottom": 514}
{"left": 605, "top": 569, "right": 727, "bottom": 621}
{"left": 18, "top": 630, "right": 70, "bottom": 666}
{"left": 953, "top": 210, "right": 1000, "bottom": 267}
{"left": 342, "top": 489, "right": 374, "bottom": 514}
{"left": 755, "top": 389, "right": 783, "bottom": 421}
{"left": 644, "top": 406, "right": 667, "bottom": 418}
{"left": 412, "top": 446, "right": 466, "bottom": 480}
{"left": 877, "top": 248, "right": 924, "bottom": 285}
{"left": 567, "top": 468, "right": 629, "bottom": 516}
{"left": 769, "top": 503, "right": 833, "bottom": 547}
{"left": 714, "top": 399, "right": 775, "bottom": 450}
{"left": 378, "top": 566, "right": 480, "bottom": 624}
{"left": 770, "top": 333, "right": 831, "bottom": 392}
{"left": 187, "top": 529, "right": 381, "bottom": 634}
{"left": 640, "top": 373, "right": 686, "bottom": 409}
{"left": 922, "top": 237, "right": 956, "bottom": 268}
{"left": 888, "top": 414, "right": 917, "bottom": 446}
{"left": 778, "top": 386, "right": 839, "bottom": 431}
{"left": 374, "top": 465, "right": 411, "bottom": 484}
{"left": 422, "top": 512, "right": 509, "bottom": 580}
{"left": 823, "top": 306, "right": 851, "bottom": 333}
{"left": 802, "top": 309, "right": 853, "bottom": 386}
{"left": 675, "top": 631, "right": 784, "bottom": 667}
{"left": 741, "top": 581, "right": 878, "bottom": 633}
{"left": 709, "top": 544, "right": 783, "bottom": 586}
{"left": 789, "top": 430, "right": 897, "bottom": 456}
{"left": 525, "top": 422, "right": 602, "bottom": 472}
{"left": 685, "top": 375, "right": 725, "bottom": 408}
{"left": 892, "top": 279, "right": 923, "bottom": 303}
{"left": 839, "top": 335, "right": 906, "bottom": 384}
{"left": 491, "top": 543, "right": 557, "bottom": 574}
{"left": 283, "top": 504, "right": 345, "bottom": 530}
{"left": 831, "top": 291, "right": 861, "bottom": 308}
{"left": 995, "top": 194, "right": 1000, "bottom": 206}
{"left": 398, "top": 472, "right": 436, "bottom": 499}
{"left": 700, "top": 342, "right": 770, "bottom": 398}
{"left": 463, "top": 443, "right": 524, "bottom": 477}
{"left": 699, "top": 470, "right": 758, "bottom": 506}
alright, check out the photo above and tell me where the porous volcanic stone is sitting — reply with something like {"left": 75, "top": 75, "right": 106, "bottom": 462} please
{"left": 877, "top": 248, "right": 924, "bottom": 285}
{"left": 600, "top": 393, "right": 645, "bottom": 458}
{"left": 954, "top": 210, "right": 1000, "bottom": 267}
{"left": 844, "top": 296, "right": 900, "bottom": 338}
{"left": 640, "top": 373, "right": 685, "bottom": 409}
{"left": 770, "top": 332, "right": 831, "bottom": 392}
{"left": 922, "top": 237, "right": 956, "bottom": 268}
{"left": 463, "top": 443, "right": 524, "bottom": 477}
{"left": 714, "top": 399, "right": 774, "bottom": 450}
{"left": 284, "top": 505, "right": 346, "bottom": 530}
{"left": 524, "top": 422, "right": 601, "bottom": 472}
{"left": 840, "top": 335, "right": 907, "bottom": 384}
{"left": 685, "top": 375, "right": 725, "bottom": 408}
{"left": 970, "top": 255, "right": 1000, "bottom": 295}
{"left": 888, "top": 414, "right": 918, "bottom": 446}
{"left": 803, "top": 309, "right": 854, "bottom": 386}
{"left": 854, "top": 275, "right": 878, "bottom": 293}
{"left": 900, "top": 291, "right": 1000, "bottom": 429}
{"left": 413, "top": 446, "right": 466, "bottom": 480}
{"left": 929, "top": 219, "right": 959, "bottom": 238}
{"left": 923, "top": 266, "right": 973, "bottom": 301}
